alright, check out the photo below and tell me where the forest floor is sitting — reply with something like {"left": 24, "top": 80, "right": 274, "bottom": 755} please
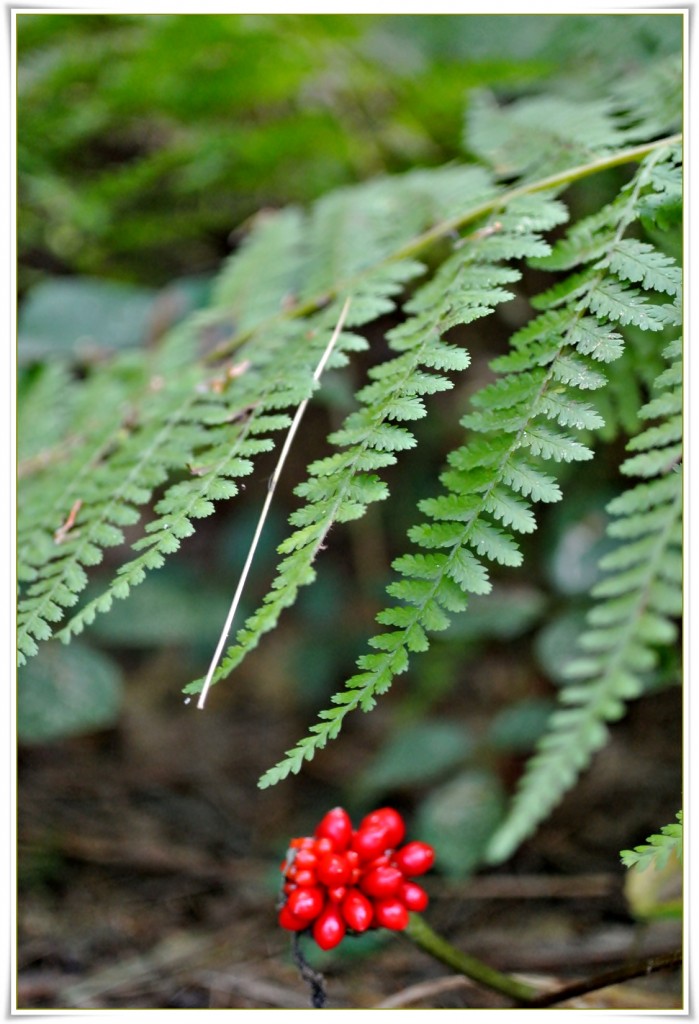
{"left": 17, "top": 644, "right": 683, "bottom": 1012}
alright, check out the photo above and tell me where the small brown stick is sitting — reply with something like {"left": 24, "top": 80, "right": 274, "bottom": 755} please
{"left": 54, "top": 499, "right": 82, "bottom": 543}
{"left": 377, "top": 974, "right": 476, "bottom": 1008}
{"left": 453, "top": 219, "right": 502, "bottom": 249}
{"left": 291, "top": 933, "right": 327, "bottom": 1009}
{"left": 529, "top": 948, "right": 683, "bottom": 1008}
{"left": 196, "top": 295, "right": 352, "bottom": 710}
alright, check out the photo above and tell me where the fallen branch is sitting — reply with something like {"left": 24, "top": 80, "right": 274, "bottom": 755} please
{"left": 530, "top": 948, "right": 683, "bottom": 1008}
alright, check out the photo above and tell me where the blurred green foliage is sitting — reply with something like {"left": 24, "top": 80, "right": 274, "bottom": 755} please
{"left": 17, "top": 12, "right": 681, "bottom": 288}
{"left": 17, "top": 640, "right": 123, "bottom": 742}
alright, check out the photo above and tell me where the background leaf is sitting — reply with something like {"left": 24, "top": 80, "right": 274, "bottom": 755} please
{"left": 17, "top": 641, "right": 124, "bottom": 742}
{"left": 415, "top": 769, "right": 507, "bottom": 877}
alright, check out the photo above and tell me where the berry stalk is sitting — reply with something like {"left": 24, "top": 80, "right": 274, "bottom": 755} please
{"left": 403, "top": 912, "right": 539, "bottom": 1006}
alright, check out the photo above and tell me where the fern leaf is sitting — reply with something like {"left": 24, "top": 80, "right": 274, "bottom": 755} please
{"left": 19, "top": 162, "right": 497, "bottom": 661}
{"left": 487, "top": 338, "right": 682, "bottom": 863}
{"left": 18, "top": 82, "right": 682, "bottom": 820}
{"left": 620, "top": 812, "right": 683, "bottom": 872}
{"left": 211, "top": 206, "right": 307, "bottom": 332}
{"left": 532, "top": 209, "right": 624, "bottom": 272}
{"left": 567, "top": 318, "right": 624, "bottom": 363}
{"left": 466, "top": 90, "right": 626, "bottom": 178}
{"left": 500, "top": 461, "right": 562, "bottom": 503}
{"left": 258, "top": 147, "right": 682, "bottom": 790}
{"left": 586, "top": 278, "right": 672, "bottom": 331}
{"left": 259, "top": 198, "right": 586, "bottom": 783}
{"left": 612, "top": 55, "right": 683, "bottom": 142}
{"left": 190, "top": 199, "right": 560, "bottom": 700}
{"left": 602, "top": 239, "right": 682, "bottom": 295}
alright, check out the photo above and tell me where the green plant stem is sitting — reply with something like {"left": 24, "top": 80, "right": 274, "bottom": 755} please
{"left": 393, "top": 133, "right": 682, "bottom": 265}
{"left": 404, "top": 913, "right": 539, "bottom": 1005}
{"left": 206, "top": 132, "right": 681, "bottom": 364}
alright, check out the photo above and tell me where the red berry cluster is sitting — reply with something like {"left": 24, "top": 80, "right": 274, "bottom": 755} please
{"left": 279, "top": 807, "right": 435, "bottom": 951}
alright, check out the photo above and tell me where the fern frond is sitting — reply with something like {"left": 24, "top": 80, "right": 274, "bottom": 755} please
{"left": 18, "top": 117, "right": 681, "bottom": 737}
{"left": 611, "top": 55, "right": 683, "bottom": 143}
{"left": 259, "top": 145, "right": 682, "bottom": 789}
{"left": 186, "top": 196, "right": 562, "bottom": 700}
{"left": 17, "top": 164, "right": 495, "bottom": 662}
{"left": 211, "top": 206, "right": 307, "bottom": 332}
{"left": 18, "top": 361, "right": 84, "bottom": 471}
{"left": 620, "top": 812, "right": 683, "bottom": 872}
{"left": 487, "top": 337, "right": 682, "bottom": 863}
{"left": 466, "top": 89, "right": 628, "bottom": 179}
{"left": 18, "top": 360, "right": 261, "bottom": 659}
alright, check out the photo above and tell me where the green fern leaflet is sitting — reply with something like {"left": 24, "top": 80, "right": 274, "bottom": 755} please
{"left": 620, "top": 812, "right": 683, "bottom": 872}
{"left": 487, "top": 334, "right": 682, "bottom": 863}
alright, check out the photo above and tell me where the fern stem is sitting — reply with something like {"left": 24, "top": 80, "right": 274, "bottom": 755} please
{"left": 196, "top": 296, "right": 352, "bottom": 710}
{"left": 205, "top": 133, "right": 681, "bottom": 364}
{"left": 403, "top": 913, "right": 539, "bottom": 1005}
{"left": 393, "top": 133, "right": 683, "bottom": 265}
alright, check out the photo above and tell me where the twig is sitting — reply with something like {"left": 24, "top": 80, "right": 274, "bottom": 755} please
{"left": 530, "top": 948, "right": 683, "bottom": 1008}
{"left": 198, "top": 969, "right": 313, "bottom": 1009}
{"left": 196, "top": 296, "right": 352, "bottom": 709}
{"left": 54, "top": 499, "right": 83, "bottom": 543}
{"left": 377, "top": 974, "right": 475, "bottom": 1008}
{"left": 291, "top": 933, "right": 327, "bottom": 1009}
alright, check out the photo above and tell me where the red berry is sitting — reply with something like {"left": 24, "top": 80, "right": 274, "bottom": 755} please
{"left": 327, "top": 885, "right": 348, "bottom": 903}
{"left": 286, "top": 886, "right": 324, "bottom": 921}
{"left": 278, "top": 903, "right": 309, "bottom": 932}
{"left": 313, "top": 905, "right": 346, "bottom": 950}
{"left": 351, "top": 823, "right": 390, "bottom": 861}
{"left": 290, "top": 837, "right": 314, "bottom": 850}
{"left": 314, "top": 836, "right": 334, "bottom": 855}
{"left": 392, "top": 841, "right": 435, "bottom": 876}
{"left": 315, "top": 807, "right": 353, "bottom": 852}
{"left": 361, "top": 808, "right": 406, "bottom": 849}
{"left": 341, "top": 889, "right": 374, "bottom": 933}
{"left": 363, "top": 853, "right": 390, "bottom": 871}
{"left": 345, "top": 849, "right": 361, "bottom": 882}
{"left": 316, "top": 851, "right": 352, "bottom": 888}
{"left": 373, "top": 897, "right": 410, "bottom": 931}
{"left": 360, "top": 864, "right": 404, "bottom": 899}
{"left": 294, "top": 848, "right": 317, "bottom": 870}
{"left": 292, "top": 867, "right": 317, "bottom": 887}
{"left": 399, "top": 880, "right": 429, "bottom": 912}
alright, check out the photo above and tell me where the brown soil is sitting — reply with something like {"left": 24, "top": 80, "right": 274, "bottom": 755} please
{"left": 17, "top": 645, "right": 682, "bottom": 1011}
